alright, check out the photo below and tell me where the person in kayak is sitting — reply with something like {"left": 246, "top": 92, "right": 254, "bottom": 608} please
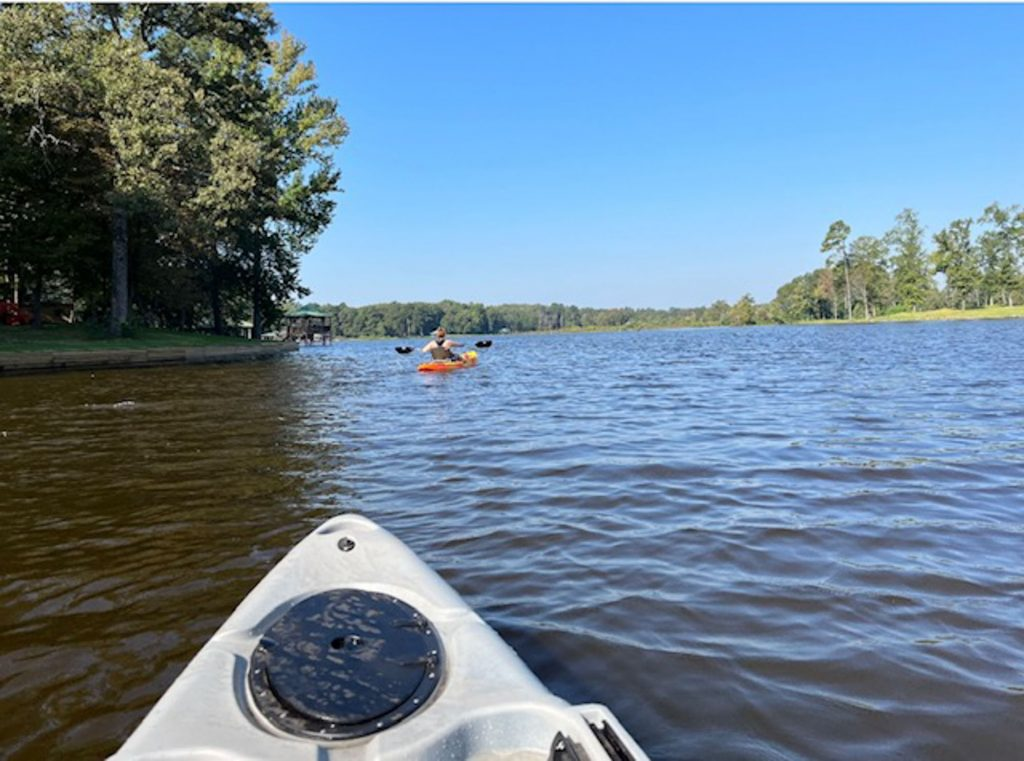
{"left": 421, "top": 327, "right": 463, "bottom": 362}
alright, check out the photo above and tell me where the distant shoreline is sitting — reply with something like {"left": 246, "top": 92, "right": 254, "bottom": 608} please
{"left": 793, "top": 305, "right": 1024, "bottom": 327}
{"left": 331, "top": 304, "right": 1024, "bottom": 341}
{"left": 3, "top": 305, "right": 1020, "bottom": 368}
{"left": 523, "top": 305, "right": 1024, "bottom": 335}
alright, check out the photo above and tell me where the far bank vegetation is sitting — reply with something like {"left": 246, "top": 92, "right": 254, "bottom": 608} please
{"left": 308, "top": 205, "right": 1024, "bottom": 337}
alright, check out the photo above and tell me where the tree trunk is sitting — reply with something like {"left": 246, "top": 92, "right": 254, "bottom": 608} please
{"left": 4, "top": 262, "right": 15, "bottom": 303}
{"left": 842, "top": 257, "right": 852, "bottom": 319}
{"left": 110, "top": 206, "right": 129, "bottom": 336}
{"left": 31, "top": 269, "right": 43, "bottom": 329}
{"left": 212, "top": 289, "right": 224, "bottom": 334}
{"left": 211, "top": 265, "right": 224, "bottom": 335}
{"left": 251, "top": 249, "right": 262, "bottom": 341}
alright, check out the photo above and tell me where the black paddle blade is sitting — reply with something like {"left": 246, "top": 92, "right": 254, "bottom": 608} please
{"left": 474, "top": 340, "right": 492, "bottom": 348}
{"left": 395, "top": 346, "right": 413, "bottom": 354}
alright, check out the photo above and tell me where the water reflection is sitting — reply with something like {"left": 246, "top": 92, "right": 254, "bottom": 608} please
{"left": 0, "top": 360, "right": 338, "bottom": 758}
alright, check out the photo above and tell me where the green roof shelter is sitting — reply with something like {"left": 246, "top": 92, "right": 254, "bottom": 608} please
{"left": 284, "top": 307, "right": 333, "bottom": 344}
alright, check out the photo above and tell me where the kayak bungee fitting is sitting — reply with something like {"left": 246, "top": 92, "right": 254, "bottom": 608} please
{"left": 417, "top": 349, "right": 478, "bottom": 373}
{"left": 111, "top": 514, "right": 648, "bottom": 761}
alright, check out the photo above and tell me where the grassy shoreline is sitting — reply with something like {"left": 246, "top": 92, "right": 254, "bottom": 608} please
{"left": 0, "top": 325, "right": 253, "bottom": 353}
{"left": 795, "top": 305, "right": 1024, "bottom": 326}
{"left": 540, "top": 305, "right": 1024, "bottom": 334}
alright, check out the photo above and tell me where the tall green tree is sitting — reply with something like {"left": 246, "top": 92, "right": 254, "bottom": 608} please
{"left": 977, "top": 203, "right": 1022, "bottom": 306}
{"left": 848, "top": 235, "right": 890, "bottom": 319}
{"left": 0, "top": 4, "right": 198, "bottom": 335}
{"left": 821, "top": 220, "right": 852, "bottom": 318}
{"left": 138, "top": 3, "right": 275, "bottom": 333}
{"left": 932, "top": 219, "right": 980, "bottom": 309}
{"left": 813, "top": 267, "right": 837, "bottom": 319}
{"left": 0, "top": 105, "right": 105, "bottom": 323}
{"left": 0, "top": 6, "right": 105, "bottom": 317}
{"left": 213, "top": 31, "right": 346, "bottom": 338}
{"left": 886, "top": 208, "right": 933, "bottom": 311}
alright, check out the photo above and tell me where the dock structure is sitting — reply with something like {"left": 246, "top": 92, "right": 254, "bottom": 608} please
{"left": 283, "top": 307, "right": 332, "bottom": 344}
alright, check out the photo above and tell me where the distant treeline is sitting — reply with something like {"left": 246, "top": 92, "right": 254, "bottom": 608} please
{"left": 310, "top": 204, "right": 1024, "bottom": 337}
{"left": 307, "top": 300, "right": 751, "bottom": 338}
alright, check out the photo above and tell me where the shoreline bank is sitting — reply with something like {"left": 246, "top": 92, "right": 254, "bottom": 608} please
{"left": 0, "top": 342, "right": 297, "bottom": 376}
{"left": 531, "top": 306, "right": 1024, "bottom": 334}
{"left": 327, "top": 305, "right": 1024, "bottom": 341}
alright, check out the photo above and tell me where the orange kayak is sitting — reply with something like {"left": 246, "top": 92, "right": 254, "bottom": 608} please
{"left": 417, "top": 350, "right": 478, "bottom": 373}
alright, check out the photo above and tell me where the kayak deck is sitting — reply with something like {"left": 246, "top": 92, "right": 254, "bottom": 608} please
{"left": 417, "top": 349, "right": 478, "bottom": 372}
{"left": 111, "top": 514, "right": 647, "bottom": 760}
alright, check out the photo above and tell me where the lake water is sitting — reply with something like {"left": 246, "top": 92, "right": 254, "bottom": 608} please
{"left": 2, "top": 321, "right": 1023, "bottom": 760}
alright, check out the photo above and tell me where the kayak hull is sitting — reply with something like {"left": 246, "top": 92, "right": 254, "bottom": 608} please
{"left": 111, "top": 514, "right": 648, "bottom": 761}
{"left": 417, "top": 349, "right": 478, "bottom": 372}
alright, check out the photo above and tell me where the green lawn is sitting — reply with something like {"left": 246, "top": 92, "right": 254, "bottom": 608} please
{"left": 0, "top": 324, "right": 253, "bottom": 353}
{"left": 874, "top": 305, "right": 1024, "bottom": 322}
{"left": 805, "top": 305, "right": 1024, "bottom": 325}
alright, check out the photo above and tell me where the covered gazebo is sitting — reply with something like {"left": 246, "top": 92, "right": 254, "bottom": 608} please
{"left": 283, "top": 307, "right": 332, "bottom": 344}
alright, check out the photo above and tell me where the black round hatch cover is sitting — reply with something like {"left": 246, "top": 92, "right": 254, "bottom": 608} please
{"left": 248, "top": 589, "right": 443, "bottom": 740}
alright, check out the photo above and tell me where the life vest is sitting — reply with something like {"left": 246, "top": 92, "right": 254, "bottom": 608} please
{"left": 429, "top": 339, "right": 452, "bottom": 360}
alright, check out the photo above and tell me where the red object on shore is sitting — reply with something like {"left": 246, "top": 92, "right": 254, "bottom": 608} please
{"left": 0, "top": 301, "right": 31, "bottom": 326}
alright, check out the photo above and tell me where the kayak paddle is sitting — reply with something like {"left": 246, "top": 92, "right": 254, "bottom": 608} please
{"left": 398, "top": 341, "right": 492, "bottom": 353}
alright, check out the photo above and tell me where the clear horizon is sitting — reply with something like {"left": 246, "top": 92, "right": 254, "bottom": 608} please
{"left": 272, "top": 3, "right": 1024, "bottom": 310}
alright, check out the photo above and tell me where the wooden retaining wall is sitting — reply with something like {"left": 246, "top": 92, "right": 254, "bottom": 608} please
{"left": 0, "top": 342, "right": 298, "bottom": 376}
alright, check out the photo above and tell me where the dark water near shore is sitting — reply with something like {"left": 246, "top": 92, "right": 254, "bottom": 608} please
{"left": 2, "top": 321, "right": 1024, "bottom": 760}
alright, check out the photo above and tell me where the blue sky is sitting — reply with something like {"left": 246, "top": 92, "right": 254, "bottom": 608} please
{"left": 272, "top": 3, "right": 1024, "bottom": 309}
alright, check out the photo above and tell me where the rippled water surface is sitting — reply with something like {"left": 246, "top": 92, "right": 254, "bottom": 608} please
{"left": 2, "top": 321, "right": 1024, "bottom": 760}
